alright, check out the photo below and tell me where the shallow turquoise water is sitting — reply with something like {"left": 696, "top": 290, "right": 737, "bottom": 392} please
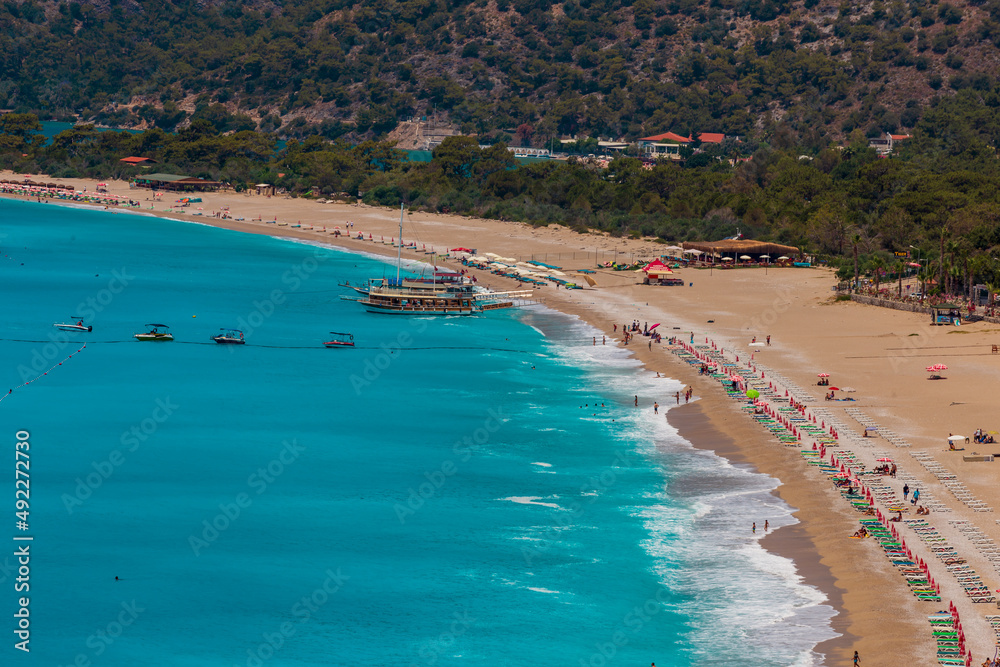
{"left": 0, "top": 198, "right": 834, "bottom": 666}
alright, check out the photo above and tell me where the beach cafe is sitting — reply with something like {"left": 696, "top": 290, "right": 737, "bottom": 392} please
{"left": 680, "top": 239, "right": 801, "bottom": 264}
{"left": 132, "top": 173, "right": 221, "bottom": 192}
{"left": 931, "top": 303, "right": 962, "bottom": 326}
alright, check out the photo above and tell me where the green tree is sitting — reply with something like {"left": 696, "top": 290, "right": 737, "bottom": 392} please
{"left": 0, "top": 113, "right": 43, "bottom": 152}
{"left": 432, "top": 136, "right": 482, "bottom": 180}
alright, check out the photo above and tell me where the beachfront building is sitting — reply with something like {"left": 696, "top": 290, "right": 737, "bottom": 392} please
{"left": 681, "top": 239, "right": 800, "bottom": 263}
{"left": 132, "top": 173, "right": 221, "bottom": 192}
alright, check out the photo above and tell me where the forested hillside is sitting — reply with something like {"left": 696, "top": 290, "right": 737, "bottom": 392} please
{"left": 3, "top": 0, "right": 1000, "bottom": 146}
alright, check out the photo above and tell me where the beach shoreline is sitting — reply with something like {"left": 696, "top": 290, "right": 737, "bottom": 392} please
{"left": 8, "top": 172, "right": 991, "bottom": 665}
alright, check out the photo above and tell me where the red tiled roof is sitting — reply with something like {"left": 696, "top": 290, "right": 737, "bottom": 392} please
{"left": 639, "top": 131, "right": 691, "bottom": 143}
{"left": 698, "top": 132, "right": 725, "bottom": 143}
{"left": 119, "top": 156, "right": 155, "bottom": 163}
{"left": 889, "top": 134, "right": 911, "bottom": 140}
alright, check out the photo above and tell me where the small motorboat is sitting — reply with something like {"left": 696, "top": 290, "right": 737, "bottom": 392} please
{"left": 54, "top": 318, "right": 92, "bottom": 332}
{"left": 212, "top": 328, "right": 245, "bottom": 345}
{"left": 323, "top": 332, "right": 355, "bottom": 348}
{"left": 134, "top": 323, "right": 173, "bottom": 341}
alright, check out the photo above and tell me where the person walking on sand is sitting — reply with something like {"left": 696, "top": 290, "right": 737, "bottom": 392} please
{"left": 903, "top": 483, "right": 909, "bottom": 499}
{"left": 853, "top": 650, "right": 860, "bottom": 665}
{"left": 654, "top": 402, "right": 658, "bottom": 414}
{"left": 766, "top": 335, "right": 771, "bottom": 346}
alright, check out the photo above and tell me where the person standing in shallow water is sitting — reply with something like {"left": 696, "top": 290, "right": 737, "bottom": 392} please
{"left": 634, "top": 395, "right": 638, "bottom": 407}
{"left": 653, "top": 402, "right": 658, "bottom": 414}
{"left": 752, "top": 522, "right": 756, "bottom": 534}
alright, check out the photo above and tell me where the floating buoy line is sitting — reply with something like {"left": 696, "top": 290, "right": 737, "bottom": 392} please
{"left": 1, "top": 343, "right": 87, "bottom": 405}
{"left": 0, "top": 338, "right": 531, "bottom": 353}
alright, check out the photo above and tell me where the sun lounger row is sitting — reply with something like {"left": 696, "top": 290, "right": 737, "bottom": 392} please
{"left": 929, "top": 613, "right": 969, "bottom": 666}
{"left": 906, "top": 519, "right": 994, "bottom": 602}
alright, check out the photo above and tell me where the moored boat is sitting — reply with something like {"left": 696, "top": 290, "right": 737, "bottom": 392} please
{"left": 134, "top": 323, "right": 174, "bottom": 341}
{"left": 54, "top": 318, "right": 92, "bottom": 332}
{"left": 343, "top": 204, "right": 528, "bottom": 315}
{"left": 211, "top": 328, "right": 245, "bottom": 344}
{"left": 323, "top": 332, "right": 355, "bottom": 348}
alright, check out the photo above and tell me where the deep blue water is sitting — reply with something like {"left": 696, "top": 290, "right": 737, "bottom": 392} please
{"left": 0, "top": 198, "right": 835, "bottom": 666}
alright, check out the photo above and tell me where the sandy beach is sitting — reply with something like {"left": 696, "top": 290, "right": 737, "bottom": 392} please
{"left": 8, "top": 172, "right": 1000, "bottom": 665}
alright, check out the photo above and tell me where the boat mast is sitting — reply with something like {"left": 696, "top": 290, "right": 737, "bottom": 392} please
{"left": 397, "top": 202, "right": 403, "bottom": 283}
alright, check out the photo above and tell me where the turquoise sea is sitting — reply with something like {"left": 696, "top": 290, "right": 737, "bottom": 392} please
{"left": 0, "top": 198, "right": 836, "bottom": 666}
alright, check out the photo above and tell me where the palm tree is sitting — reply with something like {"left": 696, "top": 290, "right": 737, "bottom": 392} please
{"left": 946, "top": 240, "right": 960, "bottom": 296}
{"left": 938, "top": 224, "right": 948, "bottom": 294}
{"left": 949, "top": 264, "right": 962, "bottom": 300}
{"left": 987, "top": 281, "right": 999, "bottom": 314}
{"left": 871, "top": 256, "right": 885, "bottom": 294}
{"left": 851, "top": 233, "right": 861, "bottom": 292}
{"left": 917, "top": 268, "right": 930, "bottom": 302}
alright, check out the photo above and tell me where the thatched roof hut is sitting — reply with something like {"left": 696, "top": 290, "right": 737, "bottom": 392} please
{"left": 681, "top": 240, "right": 800, "bottom": 257}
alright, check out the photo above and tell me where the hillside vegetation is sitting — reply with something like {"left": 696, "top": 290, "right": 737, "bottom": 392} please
{"left": 4, "top": 0, "right": 1000, "bottom": 146}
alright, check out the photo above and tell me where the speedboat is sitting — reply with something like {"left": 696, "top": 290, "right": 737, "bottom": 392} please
{"left": 54, "top": 318, "right": 92, "bottom": 332}
{"left": 211, "top": 328, "right": 245, "bottom": 345}
{"left": 323, "top": 332, "right": 355, "bottom": 348}
{"left": 134, "top": 323, "right": 173, "bottom": 341}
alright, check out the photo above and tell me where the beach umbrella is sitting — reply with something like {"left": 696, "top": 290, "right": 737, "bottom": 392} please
{"left": 721, "top": 257, "right": 734, "bottom": 262}
{"left": 746, "top": 389, "right": 760, "bottom": 399}
{"left": 935, "top": 364, "right": 948, "bottom": 370}
{"left": 876, "top": 457, "right": 893, "bottom": 462}
{"left": 829, "top": 386, "right": 839, "bottom": 391}
{"left": 739, "top": 255, "right": 752, "bottom": 260}
{"left": 778, "top": 256, "right": 790, "bottom": 260}
{"left": 841, "top": 386, "right": 857, "bottom": 392}
{"left": 817, "top": 373, "right": 830, "bottom": 377}
{"left": 948, "top": 435, "right": 967, "bottom": 441}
